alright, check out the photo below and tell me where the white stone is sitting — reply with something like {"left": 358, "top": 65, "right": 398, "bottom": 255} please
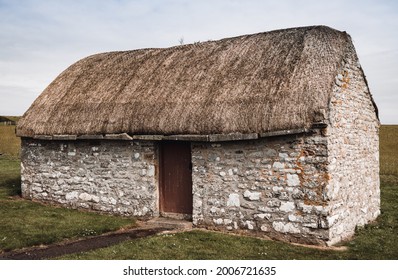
{"left": 302, "top": 204, "right": 314, "bottom": 214}
{"left": 246, "top": 221, "right": 254, "bottom": 230}
{"left": 65, "top": 191, "right": 79, "bottom": 200}
{"left": 335, "top": 224, "right": 345, "bottom": 235}
{"left": 79, "top": 192, "right": 92, "bottom": 201}
{"left": 272, "top": 162, "right": 285, "bottom": 169}
{"left": 67, "top": 152, "right": 76, "bottom": 156}
{"left": 280, "top": 201, "right": 295, "bottom": 212}
{"left": 243, "top": 190, "right": 261, "bottom": 201}
{"left": 224, "top": 219, "right": 232, "bottom": 225}
{"left": 227, "top": 193, "right": 240, "bottom": 207}
{"left": 288, "top": 214, "right": 297, "bottom": 222}
{"left": 327, "top": 214, "right": 339, "bottom": 226}
{"left": 255, "top": 213, "right": 271, "bottom": 220}
{"left": 303, "top": 222, "right": 318, "bottom": 229}
{"left": 314, "top": 206, "right": 327, "bottom": 215}
{"left": 134, "top": 153, "right": 140, "bottom": 159}
{"left": 32, "top": 186, "right": 43, "bottom": 192}
{"left": 287, "top": 174, "right": 300, "bottom": 186}
{"left": 258, "top": 206, "right": 274, "bottom": 213}
{"left": 109, "top": 197, "right": 117, "bottom": 205}
{"left": 279, "top": 153, "right": 288, "bottom": 159}
{"left": 228, "top": 169, "right": 234, "bottom": 176}
{"left": 219, "top": 171, "right": 226, "bottom": 177}
{"left": 194, "top": 200, "right": 202, "bottom": 208}
{"left": 272, "top": 221, "right": 300, "bottom": 233}
{"left": 214, "top": 218, "right": 223, "bottom": 225}
{"left": 147, "top": 165, "right": 155, "bottom": 177}
{"left": 272, "top": 186, "right": 283, "bottom": 192}
{"left": 73, "top": 176, "right": 81, "bottom": 182}
{"left": 260, "top": 225, "right": 268, "bottom": 232}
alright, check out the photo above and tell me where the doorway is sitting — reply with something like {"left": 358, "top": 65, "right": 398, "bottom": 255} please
{"left": 159, "top": 141, "right": 193, "bottom": 219}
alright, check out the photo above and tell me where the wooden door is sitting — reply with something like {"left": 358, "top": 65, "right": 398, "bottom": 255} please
{"left": 159, "top": 141, "right": 193, "bottom": 216}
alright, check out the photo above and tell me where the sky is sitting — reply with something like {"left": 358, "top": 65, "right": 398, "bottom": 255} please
{"left": 0, "top": 0, "right": 397, "bottom": 123}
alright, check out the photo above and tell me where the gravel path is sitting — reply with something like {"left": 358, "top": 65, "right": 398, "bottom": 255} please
{"left": 0, "top": 227, "right": 170, "bottom": 260}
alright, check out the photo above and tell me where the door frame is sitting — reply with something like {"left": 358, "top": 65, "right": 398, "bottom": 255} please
{"left": 158, "top": 141, "right": 193, "bottom": 220}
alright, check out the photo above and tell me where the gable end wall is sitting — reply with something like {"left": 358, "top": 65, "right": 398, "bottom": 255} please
{"left": 325, "top": 49, "right": 380, "bottom": 245}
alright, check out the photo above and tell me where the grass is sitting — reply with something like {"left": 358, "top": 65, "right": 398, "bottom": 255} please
{"left": 2, "top": 116, "right": 20, "bottom": 123}
{"left": 0, "top": 123, "right": 397, "bottom": 259}
{"left": 380, "top": 125, "right": 398, "bottom": 176}
{"left": 0, "top": 126, "right": 20, "bottom": 159}
{"left": 60, "top": 230, "right": 344, "bottom": 260}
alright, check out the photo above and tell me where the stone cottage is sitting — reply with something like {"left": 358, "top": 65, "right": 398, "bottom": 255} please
{"left": 17, "top": 26, "right": 380, "bottom": 246}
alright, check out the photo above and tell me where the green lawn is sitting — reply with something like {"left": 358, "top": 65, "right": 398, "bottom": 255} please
{"left": 380, "top": 125, "right": 398, "bottom": 176}
{"left": 0, "top": 126, "right": 20, "bottom": 159}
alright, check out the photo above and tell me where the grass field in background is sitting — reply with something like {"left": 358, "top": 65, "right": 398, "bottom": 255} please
{"left": 0, "top": 126, "right": 20, "bottom": 159}
{"left": 380, "top": 125, "right": 398, "bottom": 176}
{"left": 0, "top": 123, "right": 397, "bottom": 258}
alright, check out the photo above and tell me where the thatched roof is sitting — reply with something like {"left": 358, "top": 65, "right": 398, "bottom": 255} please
{"left": 17, "top": 26, "right": 376, "bottom": 138}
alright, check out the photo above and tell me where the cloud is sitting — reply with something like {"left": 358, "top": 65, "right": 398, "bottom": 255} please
{"left": 0, "top": 0, "right": 397, "bottom": 123}
{"left": 0, "top": 85, "right": 37, "bottom": 115}
{"left": 360, "top": 50, "right": 398, "bottom": 123}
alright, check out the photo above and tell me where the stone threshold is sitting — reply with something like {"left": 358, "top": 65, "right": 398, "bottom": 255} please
{"left": 142, "top": 217, "right": 193, "bottom": 231}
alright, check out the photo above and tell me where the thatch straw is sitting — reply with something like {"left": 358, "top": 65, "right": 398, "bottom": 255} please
{"left": 17, "top": 26, "right": 371, "bottom": 137}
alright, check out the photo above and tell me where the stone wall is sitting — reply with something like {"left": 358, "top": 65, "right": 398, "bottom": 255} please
{"left": 191, "top": 133, "right": 333, "bottom": 245}
{"left": 20, "top": 139, "right": 158, "bottom": 218}
{"left": 326, "top": 46, "right": 380, "bottom": 244}
{"left": 190, "top": 47, "right": 380, "bottom": 246}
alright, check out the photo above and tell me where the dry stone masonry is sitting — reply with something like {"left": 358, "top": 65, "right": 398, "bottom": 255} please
{"left": 21, "top": 140, "right": 158, "bottom": 218}
{"left": 191, "top": 133, "right": 332, "bottom": 245}
{"left": 325, "top": 48, "right": 380, "bottom": 245}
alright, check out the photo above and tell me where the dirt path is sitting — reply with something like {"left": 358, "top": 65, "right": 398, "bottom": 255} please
{"left": 0, "top": 227, "right": 171, "bottom": 260}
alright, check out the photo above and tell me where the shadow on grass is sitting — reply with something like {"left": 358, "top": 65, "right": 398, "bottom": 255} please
{"left": 3, "top": 177, "right": 21, "bottom": 197}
